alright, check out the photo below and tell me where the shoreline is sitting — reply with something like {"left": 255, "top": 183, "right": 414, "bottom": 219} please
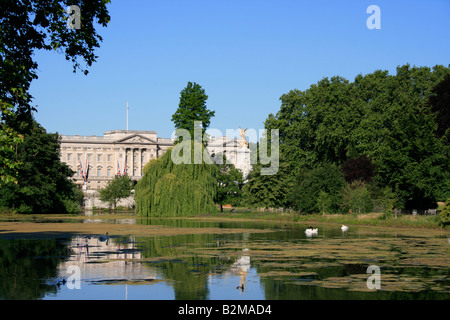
{"left": 0, "top": 210, "right": 448, "bottom": 239}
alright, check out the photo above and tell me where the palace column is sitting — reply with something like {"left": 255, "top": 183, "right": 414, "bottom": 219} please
{"left": 128, "top": 148, "right": 132, "bottom": 175}
{"left": 114, "top": 148, "right": 119, "bottom": 175}
{"left": 123, "top": 148, "right": 127, "bottom": 175}
{"left": 119, "top": 148, "right": 125, "bottom": 174}
{"left": 131, "top": 148, "right": 136, "bottom": 177}
{"left": 137, "top": 148, "right": 142, "bottom": 177}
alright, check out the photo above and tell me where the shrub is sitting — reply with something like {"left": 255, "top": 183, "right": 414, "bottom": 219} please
{"left": 290, "top": 163, "right": 345, "bottom": 214}
{"left": 439, "top": 198, "right": 450, "bottom": 227}
{"left": 341, "top": 180, "right": 373, "bottom": 213}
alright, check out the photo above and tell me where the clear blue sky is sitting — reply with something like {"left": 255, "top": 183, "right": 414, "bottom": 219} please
{"left": 29, "top": 0, "right": 450, "bottom": 140}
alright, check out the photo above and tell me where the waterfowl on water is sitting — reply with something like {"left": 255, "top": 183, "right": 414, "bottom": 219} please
{"left": 341, "top": 225, "right": 349, "bottom": 232}
{"left": 99, "top": 232, "right": 109, "bottom": 242}
{"left": 305, "top": 226, "right": 318, "bottom": 236}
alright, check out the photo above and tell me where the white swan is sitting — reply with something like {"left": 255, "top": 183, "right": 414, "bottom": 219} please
{"left": 305, "top": 226, "right": 318, "bottom": 236}
{"left": 341, "top": 225, "right": 349, "bottom": 232}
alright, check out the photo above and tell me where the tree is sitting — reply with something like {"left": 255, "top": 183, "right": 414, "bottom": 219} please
{"left": 135, "top": 141, "right": 218, "bottom": 217}
{"left": 98, "top": 174, "right": 134, "bottom": 210}
{"left": 264, "top": 76, "right": 358, "bottom": 176}
{"left": 427, "top": 74, "right": 450, "bottom": 143}
{"left": 242, "top": 159, "right": 293, "bottom": 209}
{"left": 340, "top": 155, "right": 375, "bottom": 183}
{"left": 289, "top": 163, "right": 346, "bottom": 214}
{"left": 0, "top": 119, "right": 80, "bottom": 214}
{"left": 171, "top": 82, "right": 215, "bottom": 143}
{"left": 0, "top": 102, "right": 23, "bottom": 185}
{"left": 265, "top": 64, "right": 450, "bottom": 211}
{"left": 438, "top": 198, "right": 450, "bottom": 227}
{"left": 316, "top": 191, "right": 332, "bottom": 215}
{"left": 341, "top": 181, "right": 373, "bottom": 214}
{"left": 1, "top": 0, "right": 110, "bottom": 183}
{"left": 367, "top": 65, "right": 449, "bottom": 209}
{"left": 1, "top": 0, "right": 110, "bottom": 111}
{"left": 216, "top": 160, "right": 244, "bottom": 212}
{"left": 137, "top": 82, "right": 218, "bottom": 217}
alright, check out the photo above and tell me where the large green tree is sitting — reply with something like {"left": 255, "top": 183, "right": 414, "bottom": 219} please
{"left": 265, "top": 64, "right": 450, "bottom": 210}
{"left": 171, "top": 82, "right": 215, "bottom": 143}
{"left": 135, "top": 141, "right": 218, "bottom": 217}
{"left": 137, "top": 82, "right": 218, "bottom": 217}
{"left": 1, "top": 0, "right": 110, "bottom": 183}
{"left": 0, "top": 119, "right": 81, "bottom": 214}
{"left": 361, "top": 65, "right": 449, "bottom": 209}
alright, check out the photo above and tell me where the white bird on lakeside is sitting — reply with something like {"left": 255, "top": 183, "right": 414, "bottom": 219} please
{"left": 341, "top": 225, "right": 349, "bottom": 232}
{"left": 305, "top": 226, "right": 318, "bottom": 236}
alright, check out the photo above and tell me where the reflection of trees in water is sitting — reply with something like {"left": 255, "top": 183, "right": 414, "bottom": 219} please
{"left": 0, "top": 239, "right": 70, "bottom": 300}
{"left": 136, "top": 217, "right": 276, "bottom": 231}
{"left": 137, "top": 233, "right": 245, "bottom": 300}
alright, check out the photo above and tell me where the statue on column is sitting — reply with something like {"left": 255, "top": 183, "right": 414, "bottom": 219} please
{"left": 238, "top": 127, "right": 249, "bottom": 148}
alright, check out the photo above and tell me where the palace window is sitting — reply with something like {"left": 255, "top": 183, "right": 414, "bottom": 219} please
{"left": 107, "top": 154, "right": 111, "bottom": 162}
{"left": 98, "top": 154, "right": 102, "bottom": 162}
{"left": 97, "top": 168, "right": 102, "bottom": 176}
{"left": 67, "top": 153, "right": 71, "bottom": 161}
{"left": 107, "top": 169, "right": 111, "bottom": 177}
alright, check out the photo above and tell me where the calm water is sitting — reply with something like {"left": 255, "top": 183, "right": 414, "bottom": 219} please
{"left": 0, "top": 217, "right": 448, "bottom": 300}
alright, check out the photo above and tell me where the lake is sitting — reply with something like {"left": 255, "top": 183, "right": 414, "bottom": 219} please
{"left": 0, "top": 216, "right": 448, "bottom": 300}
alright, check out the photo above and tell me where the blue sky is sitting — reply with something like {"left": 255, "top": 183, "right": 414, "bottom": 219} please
{"left": 29, "top": 0, "right": 450, "bottom": 140}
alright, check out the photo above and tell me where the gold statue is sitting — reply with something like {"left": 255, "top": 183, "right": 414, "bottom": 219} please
{"left": 239, "top": 127, "right": 249, "bottom": 148}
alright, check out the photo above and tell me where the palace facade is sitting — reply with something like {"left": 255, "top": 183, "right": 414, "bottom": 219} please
{"left": 59, "top": 130, "right": 174, "bottom": 190}
{"left": 206, "top": 136, "right": 252, "bottom": 178}
{"left": 59, "top": 129, "right": 253, "bottom": 206}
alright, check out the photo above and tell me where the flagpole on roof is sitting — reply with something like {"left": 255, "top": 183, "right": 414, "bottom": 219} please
{"left": 126, "top": 101, "right": 129, "bottom": 131}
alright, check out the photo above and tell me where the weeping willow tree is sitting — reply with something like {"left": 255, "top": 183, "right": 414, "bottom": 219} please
{"left": 135, "top": 140, "right": 218, "bottom": 217}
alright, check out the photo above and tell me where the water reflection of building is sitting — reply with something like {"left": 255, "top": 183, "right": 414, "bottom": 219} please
{"left": 226, "top": 248, "right": 250, "bottom": 293}
{"left": 57, "top": 235, "right": 156, "bottom": 283}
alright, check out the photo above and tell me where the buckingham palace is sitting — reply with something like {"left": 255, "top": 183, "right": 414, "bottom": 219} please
{"left": 59, "top": 128, "right": 252, "bottom": 209}
{"left": 59, "top": 130, "right": 174, "bottom": 190}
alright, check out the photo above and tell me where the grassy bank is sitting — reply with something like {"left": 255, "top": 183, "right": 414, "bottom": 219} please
{"left": 198, "top": 208, "right": 448, "bottom": 230}
{"left": 0, "top": 208, "right": 447, "bottom": 230}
